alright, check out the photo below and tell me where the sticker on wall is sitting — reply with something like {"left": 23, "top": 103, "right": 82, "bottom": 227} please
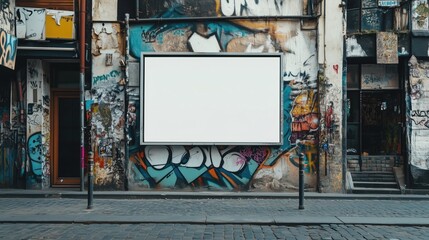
{"left": 16, "top": 8, "right": 46, "bottom": 40}
{"left": 99, "top": 138, "right": 113, "bottom": 157}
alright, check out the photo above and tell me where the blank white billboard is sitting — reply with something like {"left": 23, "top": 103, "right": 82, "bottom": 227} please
{"left": 140, "top": 53, "right": 283, "bottom": 145}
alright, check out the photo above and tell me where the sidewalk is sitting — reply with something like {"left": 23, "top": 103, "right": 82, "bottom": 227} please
{"left": 1, "top": 189, "right": 429, "bottom": 226}
{"left": 1, "top": 188, "right": 429, "bottom": 200}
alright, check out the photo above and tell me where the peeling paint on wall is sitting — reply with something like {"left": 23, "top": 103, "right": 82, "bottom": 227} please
{"left": 408, "top": 56, "right": 429, "bottom": 185}
{"left": 412, "top": 0, "right": 429, "bottom": 32}
{"left": 90, "top": 22, "right": 126, "bottom": 189}
{"left": 93, "top": 0, "right": 118, "bottom": 21}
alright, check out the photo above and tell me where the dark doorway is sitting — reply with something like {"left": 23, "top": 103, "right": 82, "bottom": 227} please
{"left": 361, "top": 91, "right": 402, "bottom": 155}
{"left": 52, "top": 91, "right": 80, "bottom": 186}
{"left": 346, "top": 62, "right": 405, "bottom": 171}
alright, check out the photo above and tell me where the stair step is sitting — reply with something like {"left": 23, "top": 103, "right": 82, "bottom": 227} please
{"left": 351, "top": 187, "right": 401, "bottom": 194}
{"left": 351, "top": 173, "right": 394, "bottom": 177}
{"left": 353, "top": 181, "right": 398, "bottom": 188}
{"left": 352, "top": 177, "right": 396, "bottom": 182}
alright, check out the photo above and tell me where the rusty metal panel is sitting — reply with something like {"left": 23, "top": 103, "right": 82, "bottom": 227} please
{"left": 376, "top": 32, "right": 398, "bottom": 64}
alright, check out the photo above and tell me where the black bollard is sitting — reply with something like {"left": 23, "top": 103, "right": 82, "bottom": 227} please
{"left": 87, "top": 151, "right": 94, "bottom": 209}
{"left": 299, "top": 152, "right": 305, "bottom": 210}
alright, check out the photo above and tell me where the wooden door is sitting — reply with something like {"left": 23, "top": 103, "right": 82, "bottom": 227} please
{"left": 51, "top": 90, "right": 80, "bottom": 186}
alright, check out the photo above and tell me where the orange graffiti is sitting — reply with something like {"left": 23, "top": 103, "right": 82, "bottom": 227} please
{"left": 208, "top": 168, "right": 220, "bottom": 181}
{"left": 220, "top": 171, "right": 238, "bottom": 189}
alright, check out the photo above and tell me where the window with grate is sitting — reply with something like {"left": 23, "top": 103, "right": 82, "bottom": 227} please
{"left": 346, "top": 0, "right": 409, "bottom": 33}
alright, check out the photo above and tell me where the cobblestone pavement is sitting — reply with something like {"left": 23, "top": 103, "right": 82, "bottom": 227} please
{"left": 1, "top": 197, "right": 429, "bottom": 239}
{"left": 1, "top": 198, "right": 429, "bottom": 219}
{"left": 0, "top": 223, "right": 428, "bottom": 240}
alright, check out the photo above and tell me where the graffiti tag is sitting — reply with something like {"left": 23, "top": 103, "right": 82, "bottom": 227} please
{"left": 93, "top": 70, "right": 121, "bottom": 85}
{"left": 0, "top": 29, "right": 17, "bottom": 70}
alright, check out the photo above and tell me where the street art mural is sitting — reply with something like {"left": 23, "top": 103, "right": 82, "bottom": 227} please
{"left": 138, "top": 0, "right": 305, "bottom": 18}
{"left": 119, "top": 3, "right": 319, "bottom": 191}
{"left": 408, "top": 56, "right": 429, "bottom": 185}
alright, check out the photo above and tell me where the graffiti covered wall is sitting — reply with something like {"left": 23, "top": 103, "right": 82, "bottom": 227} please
{"left": 0, "top": 67, "right": 26, "bottom": 188}
{"left": 408, "top": 56, "right": 429, "bottom": 186}
{"left": 26, "top": 60, "right": 50, "bottom": 189}
{"left": 90, "top": 22, "right": 126, "bottom": 189}
{"left": 0, "top": 73, "right": 12, "bottom": 186}
{"left": 0, "top": 0, "right": 16, "bottom": 70}
{"left": 123, "top": 2, "right": 319, "bottom": 191}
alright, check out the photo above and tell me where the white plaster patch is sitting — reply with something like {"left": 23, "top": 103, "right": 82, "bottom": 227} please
{"left": 189, "top": 33, "right": 221, "bottom": 52}
{"left": 346, "top": 36, "right": 367, "bottom": 57}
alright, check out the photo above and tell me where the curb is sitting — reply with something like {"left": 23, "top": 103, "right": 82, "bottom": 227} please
{"left": 1, "top": 191, "right": 429, "bottom": 200}
{"left": 1, "top": 215, "right": 429, "bottom": 226}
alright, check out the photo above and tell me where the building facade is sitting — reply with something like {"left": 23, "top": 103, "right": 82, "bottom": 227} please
{"left": 4, "top": 0, "right": 427, "bottom": 193}
{"left": 346, "top": 0, "right": 429, "bottom": 189}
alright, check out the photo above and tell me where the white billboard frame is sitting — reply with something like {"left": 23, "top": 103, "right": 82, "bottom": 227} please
{"left": 140, "top": 52, "right": 283, "bottom": 145}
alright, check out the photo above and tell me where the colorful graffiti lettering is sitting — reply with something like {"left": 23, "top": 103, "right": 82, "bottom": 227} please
{"left": 130, "top": 145, "right": 268, "bottom": 189}
{"left": 92, "top": 70, "right": 121, "bottom": 85}
{"left": 0, "top": 29, "right": 17, "bottom": 70}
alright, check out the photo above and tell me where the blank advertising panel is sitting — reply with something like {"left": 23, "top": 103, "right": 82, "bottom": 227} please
{"left": 140, "top": 53, "right": 283, "bottom": 145}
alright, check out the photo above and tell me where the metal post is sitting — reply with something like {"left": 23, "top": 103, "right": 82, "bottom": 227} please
{"left": 80, "top": 74, "right": 85, "bottom": 191}
{"left": 87, "top": 151, "right": 94, "bottom": 209}
{"left": 299, "top": 152, "right": 305, "bottom": 210}
{"left": 79, "top": 0, "right": 87, "bottom": 192}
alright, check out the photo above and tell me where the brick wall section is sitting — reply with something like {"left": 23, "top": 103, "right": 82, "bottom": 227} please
{"left": 347, "top": 156, "right": 403, "bottom": 172}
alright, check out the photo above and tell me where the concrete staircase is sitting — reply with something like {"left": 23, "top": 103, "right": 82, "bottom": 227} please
{"left": 350, "top": 171, "right": 401, "bottom": 194}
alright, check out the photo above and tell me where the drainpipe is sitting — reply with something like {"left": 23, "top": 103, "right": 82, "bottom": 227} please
{"left": 79, "top": 0, "right": 86, "bottom": 191}
{"left": 124, "top": 13, "right": 130, "bottom": 191}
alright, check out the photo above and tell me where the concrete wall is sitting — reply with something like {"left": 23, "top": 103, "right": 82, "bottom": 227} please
{"left": 317, "top": 0, "right": 344, "bottom": 193}
{"left": 408, "top": 56, "right": 429, "bottom": 186}
{"left": 25, "top": 59, "right": 50, "bottom": 189}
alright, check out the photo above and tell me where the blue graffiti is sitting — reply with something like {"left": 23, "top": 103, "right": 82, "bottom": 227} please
{"left": 28, "top": 132, "right": 43, "bottom": 179}
{"left": 129, "top": 9, "right": 258, "bottom": 58}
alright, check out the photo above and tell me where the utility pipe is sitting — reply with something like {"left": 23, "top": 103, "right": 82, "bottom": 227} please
{"left": 79, "top": 0, "right": 86, "bottom": 192}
